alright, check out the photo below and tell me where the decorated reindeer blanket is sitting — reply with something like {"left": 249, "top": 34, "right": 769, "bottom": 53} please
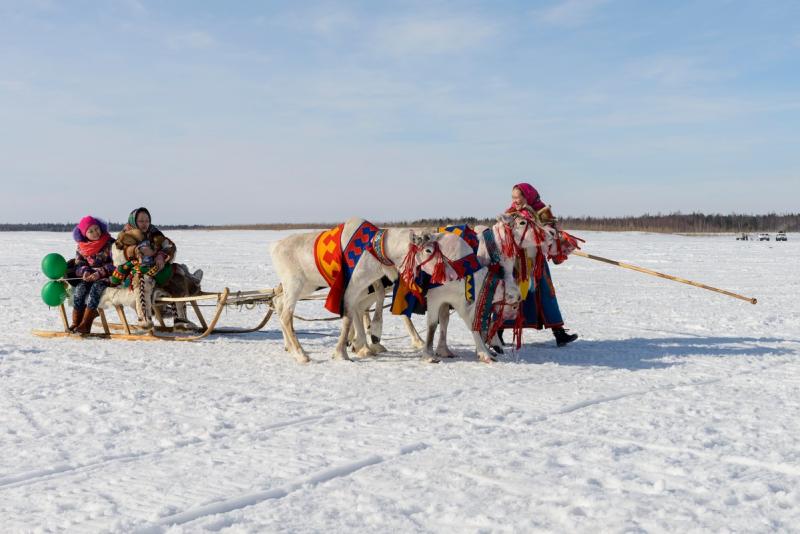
{"left": 314, "top": 221, "right": 380, "bottom": 316}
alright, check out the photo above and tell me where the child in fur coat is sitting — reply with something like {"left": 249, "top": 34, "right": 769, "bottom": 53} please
{"left": 70, "top": 216, "right": 115, "bottom": 333}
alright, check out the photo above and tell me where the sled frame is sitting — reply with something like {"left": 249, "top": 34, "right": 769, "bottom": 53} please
{"left": 32, "top": 287, "right": 279, "bottom": 342}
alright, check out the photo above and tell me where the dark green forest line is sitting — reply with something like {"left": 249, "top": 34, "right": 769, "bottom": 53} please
{"left": 2, "top": 213, "right": 798, "bottom": 233}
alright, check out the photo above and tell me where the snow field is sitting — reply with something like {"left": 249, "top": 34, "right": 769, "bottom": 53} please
{"left": 1, "top": 230, "right": 799, "bottom": 532}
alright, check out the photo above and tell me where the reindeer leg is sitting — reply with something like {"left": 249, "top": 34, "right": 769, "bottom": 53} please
{"left": 455, "top": 301, "right": 495, "bottom": 363}
{"left": 333, "top": 315, "right": 353, "bottom": 361}
{"left": 272, "top": 291, "right": 291, "bottom": 352}
{"left": 368, "top": 283, "right": 387, "bottom": 351}
{"left": 363, "top": 291, "right": 386, "bottom": 354}
{"left": 421, "top": 304, "right": 441, "bottom": 364}
{"left": 435, "top": 304, "right": 456, "bottom": 359}
{"left": 402, "top": 316, "right": 425, "bottom": 349}
{"left": 278, "top": 282, "right": 310, "bottom": 363}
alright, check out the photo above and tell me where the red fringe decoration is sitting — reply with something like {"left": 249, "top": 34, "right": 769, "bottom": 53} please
{"left": 429, "top": 252, "right": 448, "bottom": 284}
{"left": 500, "top": 223, "right": 517, "bottom": 258}
{"left": 515, "top": 249, "right": 528, "bottom": 285}
{"left": 399, "top": 244, "right": 419, "bottom": 286}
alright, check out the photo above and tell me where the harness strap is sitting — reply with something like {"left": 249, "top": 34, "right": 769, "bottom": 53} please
{"left": 483, "top": 227, "right": 502, "bottom": 265}
{"left": 366, "top": 228, "right": 394, "bottom": 266}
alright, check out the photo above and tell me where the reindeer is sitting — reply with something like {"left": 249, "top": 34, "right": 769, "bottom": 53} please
{"left": 425, "top": 213, "right": 540, "bottom": 359}
{"left": 270, "top": 219, "right": 473, "bottom": 363}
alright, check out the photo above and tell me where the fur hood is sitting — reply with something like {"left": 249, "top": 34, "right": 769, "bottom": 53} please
{"left": 115, "top": 228, "right": 174, "bottom": 262}
{"left": 116, "top": 228, "right": 146, "bottom": 248}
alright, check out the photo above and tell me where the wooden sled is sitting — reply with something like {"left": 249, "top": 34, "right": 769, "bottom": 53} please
{"left": 32, "top": 287, "right": 280, "bottom": 342}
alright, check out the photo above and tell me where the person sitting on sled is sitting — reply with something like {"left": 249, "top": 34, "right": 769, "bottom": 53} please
{"left": 501, "top": 182, "right": 578, "bottom": 347}
{"left": 69, "top": 216, "right": 115, "bottom": 333}
{"left": 115, "top": 207, "right": 176, "bottom": 270}
{"left": 112, "top": 206, "right": 203, "bottom": 328}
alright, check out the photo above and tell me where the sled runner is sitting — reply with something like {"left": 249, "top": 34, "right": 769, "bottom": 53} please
{"left": 32, "top": 287, "right": 281, "bottom": 341}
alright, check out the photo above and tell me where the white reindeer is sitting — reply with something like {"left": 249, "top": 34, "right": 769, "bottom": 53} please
{"left": 419, "top": 214, "right": 539, "bottom": 362}
{"left": 271, "top": 219, "right": 462, "bottom": 363}
{"left": 421, "top": 266, "right": 521, "bottom": 363}
{"left": 361, "top": 215, "right": 527, "bottom": 354}
{"left": 412, "top": 214, "right": 536, "bottom": 360}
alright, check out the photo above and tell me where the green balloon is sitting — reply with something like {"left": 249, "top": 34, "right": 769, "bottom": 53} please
{"left": 41, "top": 253, "right": 68, "bottom": 280}
{"left": 41, "top": 281, "right": 67, "bottom": 307}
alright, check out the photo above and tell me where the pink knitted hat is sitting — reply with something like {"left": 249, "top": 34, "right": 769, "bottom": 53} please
{"left": 77, "top": 216, "right": 100, "bottom": 237}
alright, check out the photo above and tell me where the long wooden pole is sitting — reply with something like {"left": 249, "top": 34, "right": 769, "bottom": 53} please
{"left": 572, "top": 250, "right": 757, "bottom": 304}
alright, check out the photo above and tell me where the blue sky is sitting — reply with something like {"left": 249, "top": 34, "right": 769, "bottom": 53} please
{"left": 1, "top": 0, "right": 799, "bottom": 224}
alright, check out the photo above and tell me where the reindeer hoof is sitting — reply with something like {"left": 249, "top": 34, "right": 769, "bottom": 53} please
{"left": 422, "top": 355, "right": 441, "bottom": 364}
{"left": 478, "top": 353, "right": 496, "bottom": 364}
{"left": 294, "top": 353, "right": 311, "bottom": 364}
{"left": 332, "top": 350, "right": 351, "bottom": 361}
{"left": 356, "top": 346, "right": 372, "bottom": 358}
{"left": 435, "top": 350, "right": 456, "bottom": 359}
{"left": 369, "top": 343, "right": 387, "bottom": 354}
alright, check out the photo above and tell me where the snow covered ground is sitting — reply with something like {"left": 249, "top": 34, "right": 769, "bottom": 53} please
{"left": 1, "top": 230, "right": 799, "bottom": 533}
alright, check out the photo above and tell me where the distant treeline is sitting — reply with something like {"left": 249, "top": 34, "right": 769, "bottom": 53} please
{"left": 0, "top": 222, "right": 209, "bottom": 232}
{"left": 371, "top": 213, "right": 800, "bottom": 233}
{"left": 557, "top": 212, "right": 799, "bottom": 233}
{"left": 1, "top": 213, "right": 797, "bottom": 233}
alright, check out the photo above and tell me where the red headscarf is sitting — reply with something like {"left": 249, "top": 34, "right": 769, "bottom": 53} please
{"left": 508, "top": 183, "right": 546, "bottom": 213}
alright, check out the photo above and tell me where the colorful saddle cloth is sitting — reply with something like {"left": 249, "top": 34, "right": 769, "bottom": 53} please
{"left": 314, "top": 221, "right": 380, "bottom": 316}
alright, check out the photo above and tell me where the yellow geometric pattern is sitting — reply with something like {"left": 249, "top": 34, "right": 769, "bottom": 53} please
{"left": 314, "top": 224, "right": 344, "bottom": 287}
{"left": 464, "top": 274, "right": 475, "bottom": 303}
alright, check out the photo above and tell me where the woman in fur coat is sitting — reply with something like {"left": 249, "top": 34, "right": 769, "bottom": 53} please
{"left": 116, "top": 207, "right": 177, "bottom": 267}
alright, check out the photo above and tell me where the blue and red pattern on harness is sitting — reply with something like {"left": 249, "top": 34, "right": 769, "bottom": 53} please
{"left": 317, "top": 221, "right": 380, "bottom": 316}
{"left": 365, "top": 228, "right": 394, "bottom": 266}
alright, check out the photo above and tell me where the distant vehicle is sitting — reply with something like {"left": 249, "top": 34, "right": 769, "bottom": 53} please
{"left": 758, "top": 233, "right": 770, "bottom": 241}
{"left": 736, "top": 233, "right": 750, "bottom": 241}
{"left": 776, "top": 231, "right": 788, "bottom": 242}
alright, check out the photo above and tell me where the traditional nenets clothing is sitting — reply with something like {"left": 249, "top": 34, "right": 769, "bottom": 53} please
{"left": 503, "top": 183, "right": 578, "bottom": 347}
{"left": 70, "top": 216, "right": 115, "bottom": 333}
{"left": 115, "top": 208, "right": 176, "bottom": 266}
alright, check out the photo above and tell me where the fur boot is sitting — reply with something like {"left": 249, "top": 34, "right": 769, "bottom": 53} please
{"left": 69, "top": 308, "right": 82, "bottom": 332}
{"left": 76, "top": 308, "right": 100, "bottom": 334}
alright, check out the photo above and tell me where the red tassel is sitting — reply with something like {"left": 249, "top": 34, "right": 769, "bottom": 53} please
{"left": 513, "top": 311, "right": 524, "bottom": 349}
{"left": 399, "top": 244, "right": 419, "bottom": 286}
{"left": 501, "top": 224, "right": 517, "bottom": 258}
{"left": 429, "top": 253, "right": 447, "bottom": 284}
{"left": 515, "top": 250, "right": 528, "bottom": 285}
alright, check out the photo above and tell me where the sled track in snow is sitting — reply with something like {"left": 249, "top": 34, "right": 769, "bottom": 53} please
{"left": 0, "top": 411, "right": 354, "bottom": 491}
{"left": 544, "top": 429, "right": 800, "bottom": 478}
{"left": 4, "top": 358, "right": 791, "bottom": 492}
{"left": 135, "top": 442, "right": 430, "bottom": 533}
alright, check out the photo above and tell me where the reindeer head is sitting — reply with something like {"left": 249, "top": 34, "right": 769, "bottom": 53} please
{"left": 496, "top": 212, "right": 538, "bottom": 257}
{"left": 402, "top": 230, "right": 479, "bottom": 286}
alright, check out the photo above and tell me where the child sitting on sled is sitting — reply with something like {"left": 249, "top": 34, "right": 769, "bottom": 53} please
{"left": 70, "top": 216, "right": 115, "bottom": 333}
